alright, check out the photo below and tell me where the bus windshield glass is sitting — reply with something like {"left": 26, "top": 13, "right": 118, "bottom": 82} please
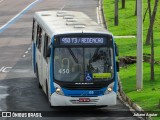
{"left": 54, "top": 47, "right": 114, "bottom": 82}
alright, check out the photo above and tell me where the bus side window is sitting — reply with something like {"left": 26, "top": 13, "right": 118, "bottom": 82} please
{"left": 43, "top": 34, "right": 50, "bottom": 62}
{"left": 36, "top": 25, "right": 42, "bottom": 52}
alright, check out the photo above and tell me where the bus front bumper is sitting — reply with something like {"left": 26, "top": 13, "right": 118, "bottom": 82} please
{"left": 50, "top": 91, "right": 116, "bottom": 106}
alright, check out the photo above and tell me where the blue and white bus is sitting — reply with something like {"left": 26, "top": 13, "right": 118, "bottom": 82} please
{"left": 32, "top": 11, "right": 119, "bottom": 107}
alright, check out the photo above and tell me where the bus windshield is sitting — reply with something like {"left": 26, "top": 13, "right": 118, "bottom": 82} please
{"left": 54, "top": 47, "right": 114, "bottom": 82}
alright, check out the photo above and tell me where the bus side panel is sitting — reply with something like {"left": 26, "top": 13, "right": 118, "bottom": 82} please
{"left": 42, "top": 59, "right": 49, "bottom": 93}
{"left": 41, "top": 30, "right": 47, "bottom": 92}
{"left": 36, "top": 49, "right": 42, "bottom": 80}
{"left": 49, "top": 37, "right": 55, "bottom": 94}
{"left": 32, "top": 42, "right": 36, "bottom": 73}
{"left": 32, "top": 20, "right": 37, "bottom": 74}
{"left": 112, "top": 38, "right": 118, "bottom": 93}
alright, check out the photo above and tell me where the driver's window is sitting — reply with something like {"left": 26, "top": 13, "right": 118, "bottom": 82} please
{"left": 86, "top": 47, "right": 113, "bottom": 73}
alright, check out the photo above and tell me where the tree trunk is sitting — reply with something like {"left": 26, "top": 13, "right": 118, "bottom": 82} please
{"left": 145, "top": 0, "right": 152, "bottom": 45}
{"left": 122, "top": 0, "right": 125, "bottom": 9}
{"left": 148, "top": 0, "right": 152, "bottom": 20}
{"left": 135, "top": 0, "right": 137, "bottom": 16}
{"left": 146, "top": 0, "right": 159, "bottom": 80}
{"left": 151, "top": 29, "right": 154, "bottom": 80}
{"left": 147, "top": 0, "right": 154, "bottom": 80}
{"left": 115, "top": 0, "right": 119, "bottom": 26}
{"left": 143, "top": 7, "right": 148, "bottom": 22}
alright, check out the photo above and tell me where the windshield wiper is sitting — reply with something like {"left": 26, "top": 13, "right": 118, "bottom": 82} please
{"left": 67, "top": 48, "right": 78, "bottom": 63}
{"left": 89, "top": 48, "right": 99, "bottom": 63}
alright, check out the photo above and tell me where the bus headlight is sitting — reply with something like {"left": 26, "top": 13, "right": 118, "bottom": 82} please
{"left": 56, "top": 88, "right": 61, "bottom": 92}
{"left": 54, "top": 83, "right": 64, "bottom": 95}
{"left": 104, "top": 82, "right": 114, "bottom": 94}
{"left": 55, "top": 87, "right": 64, "bottom": 95}
{"left": 108, "top": 87, "right": 112, "bottom": 92}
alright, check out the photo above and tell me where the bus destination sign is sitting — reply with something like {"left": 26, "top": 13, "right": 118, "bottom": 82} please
{"left": 60, "top": 37, "right": 106, "bottom": 45}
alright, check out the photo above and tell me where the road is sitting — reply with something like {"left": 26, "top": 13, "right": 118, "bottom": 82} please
{"left": 0, "top": 0, "right": 139, "bottom": 119}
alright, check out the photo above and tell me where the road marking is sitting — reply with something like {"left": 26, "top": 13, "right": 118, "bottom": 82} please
{"left": 114, "top": 36, "right": 136, "bottom": 38}
{"left": 0, "top": 0, "right": 42, "bottom": 33}
{"left": 22, "top": 55, "right": 26, "bottom": 58}
{"left": 0, "top": 66, "right": 12, "bottom": 73}
{"left": 60, "top": 4, "right": 66, "bottom": 10}
{"left": 28, "top": 47, "right": 31, "bottom": 50}
{"left": 12, "top": 69, "right": 32, "bottom": 73}
{"left": 0, "top": 86, "right": 8, "bottom": 89}
{"left": 0, "top": 86, "right": 9, "bottom": 111}
{"left": 25, "top": 51, "right": 29, "bottom": 54}
{"left": 0, "top": 66, "right": 4, "bottom": 72}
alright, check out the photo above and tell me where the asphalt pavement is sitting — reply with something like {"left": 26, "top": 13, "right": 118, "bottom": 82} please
{"left": 0, "top": 0, "right": 140, "bottom": 119}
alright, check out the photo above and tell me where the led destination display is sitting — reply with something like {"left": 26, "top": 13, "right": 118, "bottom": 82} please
{"left": 60, "top": 37, "right": 106, "bottom": 45}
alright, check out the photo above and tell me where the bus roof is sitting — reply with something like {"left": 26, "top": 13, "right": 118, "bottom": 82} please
{"left": 34, "top": 11, "right": 112, "bottom": 37}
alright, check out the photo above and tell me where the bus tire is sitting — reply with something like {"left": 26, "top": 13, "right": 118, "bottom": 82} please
{"left": 38, "top": 82, "right": 42, "bottom": 89}
{"left": 46, "top": 81, "right": 52, "bottom": 107}
{"left": 36, "top": 64, "right": 42, "bottom": 89}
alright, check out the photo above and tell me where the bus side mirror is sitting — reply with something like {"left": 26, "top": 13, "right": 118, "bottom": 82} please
{"left": 115, "top": 43, "right": 119, "bottom": 56}
{"left": 116, "top": 61, "right": 119, "bottom": 72}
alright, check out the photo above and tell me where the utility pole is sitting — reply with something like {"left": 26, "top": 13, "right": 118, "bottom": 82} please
{"left": 136, "top": 0, "right": 143, "bottom": 90}
{"left": 115, "top": 0, "right": 118, "bottom": 26}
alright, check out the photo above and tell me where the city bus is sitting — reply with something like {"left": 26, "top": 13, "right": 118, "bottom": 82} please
{"left": 32, "top": 10, "right": 119, "bottom": 107}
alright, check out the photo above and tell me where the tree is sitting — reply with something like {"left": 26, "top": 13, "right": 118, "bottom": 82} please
{"left": 145, "top": 0, "right": 152, "bottom": 45}
{"left": 122, "top": 0, "right": 125, "bottom": 9}
{"left": 147, "top": 0, "right": 154, "bottom": 80}
{"left": 143, "top": 0, "right": 152, "bottom": 23}
{"left": 135, "top": 0, "right": 137, "bottom": 16}
{"left": 150, "top": 24, "right": 154, "bottom": 81}
{"left": 145, "top": 0, "right": 159, "bottom": 80}
{"left": 145, "top": 0, "right": 158, "bottom": 45}
{"left": 143, "top": 7, "right": 148, "bottom": 22}
{"left": 115, "top": 0, "right": 119, "bottom": 26}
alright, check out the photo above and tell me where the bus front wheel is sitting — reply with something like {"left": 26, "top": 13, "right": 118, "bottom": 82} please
{"left": 46, "top": 81, "right": 52, "bottom": 107}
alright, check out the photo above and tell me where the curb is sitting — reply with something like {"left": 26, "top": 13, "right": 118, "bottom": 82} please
{"left": 99, "top": 0, "right": 108, "bottom": 29}
{"left": 118, "top": 75, "right": 152, "bottom": 120}
{"left": 99, "top": 1, "right": 152, "bottom": 120}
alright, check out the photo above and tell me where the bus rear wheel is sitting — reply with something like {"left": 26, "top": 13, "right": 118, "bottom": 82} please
{"left": 36, "top": 64, "right": 42, "bottom": 89}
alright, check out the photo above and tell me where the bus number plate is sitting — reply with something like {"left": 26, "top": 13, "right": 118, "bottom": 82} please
{"left": 79, "top": 98, "right": 90, "bottom": 102}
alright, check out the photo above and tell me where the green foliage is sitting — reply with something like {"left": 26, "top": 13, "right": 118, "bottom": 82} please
{"left": 103, "top": 0, "right": 160, "bottom": 119}
{"left": 120, "top": 63, "right": 160, "bottom": 120}
{"left": 103, "top": 0, "right": 160, "bottom": 60}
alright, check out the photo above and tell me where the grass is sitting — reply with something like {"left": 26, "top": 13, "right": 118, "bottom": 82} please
{"left": 103, "top": 0, "right": 160, "bottom": 119}
{"left": 120, "top": 63, "right": 160, "bottom": 120}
